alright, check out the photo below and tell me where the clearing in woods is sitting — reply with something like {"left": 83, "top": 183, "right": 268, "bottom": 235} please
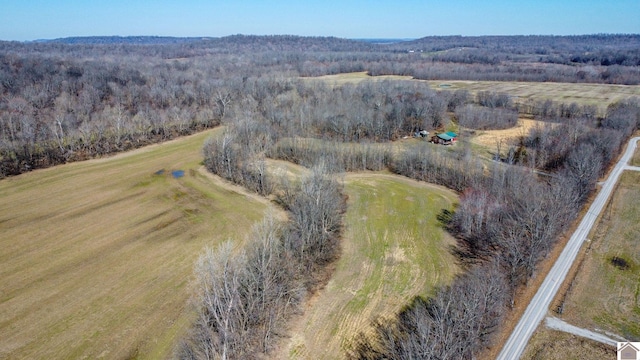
{"left": 304, "top": 71, "right": 412, "bottom": 85}
{"left": 285, "top": 172, "right": 459, "bottom": 359}
{"left": 0, "top": 129, "right": 274, "bottom": 359}
{"left": 469, "top": 118, "right": 548, "bottom": 151}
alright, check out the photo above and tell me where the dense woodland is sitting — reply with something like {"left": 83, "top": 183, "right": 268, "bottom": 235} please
{"left": 2, "top": 34, "right": 640, "bottom": 176}
{"left": 2, "top": 35, "right": 640, "bottom": 359}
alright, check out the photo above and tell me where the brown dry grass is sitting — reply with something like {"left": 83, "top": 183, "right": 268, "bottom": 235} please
{"left": 282, "top": 173, "right": 459, "bottom": 359}
{"left": 469, "top": 118, "right": 551, "bottom": 152}
{"left": 304, "top": 71, "right": 412, "bottom": 85}
{"left": 521, "top": 328, "right": 615, "bottom": 360}
{"left": 307, "top": 72, "right": 640, "bottom": 114}
{"left": 0, "top": 129, "right": 275, "bottom": 359}
{"left": 427, "top": 80, "right": 640, "bottom": 114}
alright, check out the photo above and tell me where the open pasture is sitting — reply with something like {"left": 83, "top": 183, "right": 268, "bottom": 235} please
{"left": 0, "top": 130, "right": 272, "bottom": 359}
{"left": 285, "top": 173, "right": 458, "bottom": 359}
{"left": 427, "top": 80, "right": 640, "bottom": 112}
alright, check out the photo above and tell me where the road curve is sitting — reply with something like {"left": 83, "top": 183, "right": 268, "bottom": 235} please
{"left": 496, "top": 136, "right": 640, "bottom": 360}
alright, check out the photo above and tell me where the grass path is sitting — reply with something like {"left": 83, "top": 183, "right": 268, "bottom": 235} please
{"left": 285, "top": 172, "right": 459, "bottom": 359}
{"left": 0, "top": 129, "right": 273, "bottom": 359}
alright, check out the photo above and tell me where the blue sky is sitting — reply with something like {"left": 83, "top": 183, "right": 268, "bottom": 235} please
{"left": 1, "top": 0, "right": 639, "bottom": 41}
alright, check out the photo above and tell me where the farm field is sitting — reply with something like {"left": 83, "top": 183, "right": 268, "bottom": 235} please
{"left": 425, "top": 80, "right": 640, "bottom": 112}
{"left": 0, "top": 129, "right": 274, "bottom": 359}
{"left": 285, "top": 172, "right": 459, "bottom": 359}
{"left": 553, "top": 171, "right": 640, "bottom": 340}
{"left": 304, "top": 71, "right": 412, "bottom": 85}
{"left": 309, "top": 72, "right": 640, "bottom": 113}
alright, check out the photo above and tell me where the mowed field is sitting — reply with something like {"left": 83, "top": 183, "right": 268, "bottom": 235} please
{"left": 285, "top": 173, "right": 459, "bottom": 359}
{"left": 558, "top": 170, "right": 640, "bottom": 340}
{"left": 0, "top": 129, "right": 273, "bottom": 359}
{"left": 426, "top": 80, "right": 640, "bottom": 112}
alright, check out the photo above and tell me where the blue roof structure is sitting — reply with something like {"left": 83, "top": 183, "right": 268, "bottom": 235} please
{"left": 437, "top": 133, "right": 454, "bottom": 141}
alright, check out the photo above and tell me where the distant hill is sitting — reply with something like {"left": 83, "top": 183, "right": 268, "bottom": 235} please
{"left": 30, "top": 34, "right": 377, "bottom": 52}
{"left": 205, "top": 34, "right": 376, "bottom": 52}
{"left": 39, "top": 36, "right": 215, "bottom": 45}
{"left": 352, "top": 38, "right": 415, "bottom": 44}
{"left": 388, "top": 34, "right": 640, "bottom": 52}
{"left": 9, "top": 34, "right": 638, "bottom": 67}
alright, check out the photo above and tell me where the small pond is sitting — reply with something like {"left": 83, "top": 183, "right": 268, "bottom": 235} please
{"left": 171, "top": 170, "right": 185, "bottom": 178}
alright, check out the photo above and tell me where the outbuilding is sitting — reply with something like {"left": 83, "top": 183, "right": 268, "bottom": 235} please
{"left": 431, "top": 131, "right": 458, "bottom": 145}
{"left": 414, "top": 130, "right": 430, "bottom": 138}
{"left": 444, "top": 131, "right": 458, "bottom": 141}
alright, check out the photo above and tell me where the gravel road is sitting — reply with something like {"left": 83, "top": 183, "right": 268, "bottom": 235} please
{"left": 545, "top": 317, "right": 620, "bottom": 346}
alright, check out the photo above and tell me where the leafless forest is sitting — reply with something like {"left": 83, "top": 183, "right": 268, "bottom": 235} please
{"left": 2, "top": 35, "right": 640, "bottom": 359}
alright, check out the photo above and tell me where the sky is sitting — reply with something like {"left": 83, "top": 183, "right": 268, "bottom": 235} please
{"left": 1, "top": 0, "right": 639, "bottom": 41}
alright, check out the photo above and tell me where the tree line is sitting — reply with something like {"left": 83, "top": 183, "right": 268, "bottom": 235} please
{"left": 179, "top": 162, "right": 345, "bottom": 359}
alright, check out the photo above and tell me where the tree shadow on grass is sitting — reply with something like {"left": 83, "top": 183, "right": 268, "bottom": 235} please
{"left": 436, "top": 208, "right": 454, "bottom": 227}
{"left": 437, "top": 207, "right": 487, "bottom": 267}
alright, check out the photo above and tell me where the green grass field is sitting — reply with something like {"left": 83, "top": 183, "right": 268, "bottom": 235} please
{"left": 560, "top": 171, "right": 640, "bottom": 340}
{"left": 0, "top": 130, "right": 274, "bottom": 359}
{"left": 285, "top": 173, "right": 459, "bottom": 359}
